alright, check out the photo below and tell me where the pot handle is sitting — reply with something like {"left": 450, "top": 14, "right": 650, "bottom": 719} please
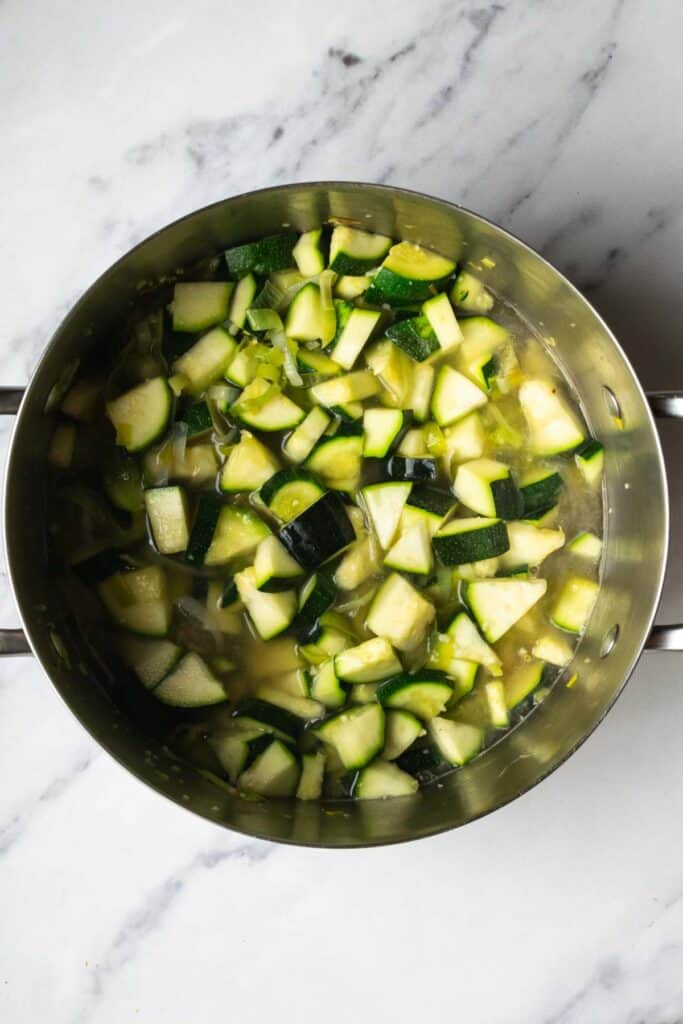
{"left": 1, "top": 388, "right": 681, "bottom": 655}
{"left": 645, "top": 392, "right": 683, "bottom": 651}
{"left": 0, "top": 387, "right": 32, "bottom": 655}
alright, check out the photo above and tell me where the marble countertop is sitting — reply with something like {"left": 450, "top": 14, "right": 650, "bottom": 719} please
{"left": 2, "top": 1, "right": 683, "bottom": 1020}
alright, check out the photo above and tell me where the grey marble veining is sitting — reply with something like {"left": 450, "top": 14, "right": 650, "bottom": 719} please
{"left": 1, "top": 1, "right": 683, "bottom": 1021}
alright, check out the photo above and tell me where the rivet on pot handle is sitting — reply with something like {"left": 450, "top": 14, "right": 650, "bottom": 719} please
{"left": 0, "top": 387, "right": 32, "bottom": 656}
{"left": 646, "top": 391, "right": 683, "bottom": 652}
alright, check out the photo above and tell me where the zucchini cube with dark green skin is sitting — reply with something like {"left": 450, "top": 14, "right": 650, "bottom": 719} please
{"left": 328, "top": 226, "right": 392, "bottom": 275}
{"left": 224, "top": 232, "right": 298, "bottom": 278}
{"left": 452, "top": 458, "right": 522, "bottom": 519}
{"left": 433, "top": 517, "right": 510, "bottom": 566}
{"left": 385, "top": 455, "right": 438, "bottom": 483}
{"left": 260, "top": 469, "right": 326, "bottom": 523}
{"left": 386, "top": 315, "right": 440, "bottom": 361}
{"left": 520, "top": 468, "right": 563, "bottom": 514}
{"left": 178, "top": 401, "right": 213, "bottom": 437}
{"left": 377, "top": 670, "right": 453, "bottom": 720}
{"left": 574, "top": 439, "right": 604, "bottom": 487}
{"left": 364, "top": 241, "right": 455, "bottom": 306}
{"left": 278, "top": 491, "right": 355, "bottom": 571}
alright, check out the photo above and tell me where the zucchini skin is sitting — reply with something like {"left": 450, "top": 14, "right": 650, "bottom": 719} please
{"left": 433, "top": 521, "right": 510, "bottom": 565}
{"left": 224, "top": 232, "right": 298, "bottom": 278}
{"left": 385, "top": 456, "right": 438, "bottom": 483}
{"left": 186, "top": 496, "right": 221, "bottom": 566}
{"left": 279, "top": 492, "right": 355, "bottom": 571}
{"left": 407, "top": 486, "right": 454, "bottom": 516}
{"left": 520, "top": 472, "right": 563, "bottom": 514}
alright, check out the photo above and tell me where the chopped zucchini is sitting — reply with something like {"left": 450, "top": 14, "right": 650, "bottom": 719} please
{"left": 332, "top": 304, "right": 381, "bottom": 369}
{"left": 453, "top": 458, "right": 522, "bottom": 519}
{"left": 335, "top": 637, "right": 402, "bottom": 684}
{"left": 253, "top": 535, "right": 304, "bottom": 592}
{"left": 450, "top": 270, "right": 494, "bottom": 314}
{"left": 462, "top": 578, "right": 548, "bottom": 642}
{"left": 314, "top": 703, "right": 385, "bottom": 770}
{"left": 260, "top": 469, "right": 326, "bottom": 522}
{"left": 428, "top": 717, "right": 483, "bottom": 765}
{"left": 230, "top": 378, "right": 304, "bottom": 431}
{"left": 235, "top": 567, "right": 297, "bottom": 640}
{"left": 153, "top": 652, "right": 227, "bottom": 707}
{"left": 172, "top": 282, "right": 233, "bottom": 332}
{"left": 431, "top": 366, "right": 488, "bottom": 427}
{"left": 433, "top": 517, "right": 509, "bottom": 566}
{"left": 365, "top": 573, "right": 435, "bottom": 652}
{"left": 219, "top": 431, "right": 281, "bottom": 492}
{"left": 575, "top": 440, "right": 604, "bottom": 487}
{"left": 292, "top": 228, "right": 325, "bottom": 276}
{"left": 173, "top": 326, "right": 237, "bottom": 393}
{"left": 144, "top": 486, "right": 190, "bottom": 555}
{"left": 346, "top": 760, "right": 419, "bottom": 799}
{"left": 225, "top": 232, "right": 297, "bottom": 278}
{"left": 329, "top": 226, "right": 392, "bottom": 275}
{"left": 567, "top": 531, "right": 602, "bottom": 560}
{"left": 361, "top": 481, "right": 411, "bottom": 549}
{"left": 284, "top": 407, "right": 332, "bottom": 464}
{"left": 551, "top": 577, "right": 599, "bottom": 634}
{"left": 106, "top": 377, "right": 173, "bottom": 454}
{"left": 518, "top": 379, "right": 586, "bottom": 456}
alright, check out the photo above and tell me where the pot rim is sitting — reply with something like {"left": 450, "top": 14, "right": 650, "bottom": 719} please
{"left": 3, "top": 181, "right": 670, "bottom": 846}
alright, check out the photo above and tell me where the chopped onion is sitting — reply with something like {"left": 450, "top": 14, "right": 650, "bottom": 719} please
{"left": 336, "top": 584, "right": 378, "bottom": 614}
{"left": 170, "top": 420, "right": 188, "bottom": 467}
{"left": 146, "top": 441, "right": 172, "bottom": 485}
{"left": 270, "top": 330, "right": 303, "bottom": 387}
{"left": 318, "top": 269, "right": 336, "bottom": 311}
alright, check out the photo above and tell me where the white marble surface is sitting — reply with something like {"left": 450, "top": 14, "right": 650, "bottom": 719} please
{"left": 2, "top": 1, "right": 683, "bottom": 1020}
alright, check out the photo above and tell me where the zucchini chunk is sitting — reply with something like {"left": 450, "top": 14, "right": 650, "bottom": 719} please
{"left": 377, "top": 671, "right": 453, "bottom": 720}
{"left": 551, "top": 577, "right": 599, "bottom": 634}
{"left": 331, "top": 304, "right": 381, "bottom": 369}
{"left": 314, "top": 703, "right": 385, "bottom": 770}
{"left": 284, "top": 407, "right": 332, "bottom": 464}
{"left": 365, "top": 573, "right": 435, "bottom": 652}
{"left": 153, "top": 653, "right": 227, "bottom": 707}
{"left": 366, "top": 241, "right": 455, "bottom": 306}
{"left": 238, "top": 739, "right": 300, "bottom": 798}
{"left": 329, "top": 226, "right": 392, "bottom": 275}
{"left": 575, "top": 440, "right": 604, "bottom": 487}
{"left": 279, "top": 491, "right": 355, "bottom": 570}
{"left": 106, "top": 377, "right": 173, "bottom": 454}
{"left": 225, "top": 232, "right": 298, "bottom": 277}
{"left": 235, "top": 567, "right": 297, "bottom": 640}
{"left": 462, "top": 578, "right": 548, "bottom": 642}
{"left": 520, "top": 468, "right": 563, "bottom": 514}
{"left": 518, "top": 379, "right": 586, "bottom": 455}
{"left": 361, "top": 481, "right": 412, "bottom": 549}
{"left": 567, "top": 531, "right": 602, "bottom": 560}
{"left": 452, "top": 458, "right": 522, "bottom": 519}
{"left": 219, "top": 431, "right": 281, "bottom": 492}
{"left": 253, "top": 535, "right": 305, "bottom": 592}
{"left": 172, "top": 282, "right": 233, "bottom": 332}
{"left": 345, "top": 761, "right": 419, "bottom": 799}
{"left": 260, "top": 469, "right": 326, "bottom": 522}
{"left": 362, "top": 408, "right": 406, "bottom": 458}
{"left": 335, "top": 637, "right": 402, "bottom": 684}
{"left": 433, "top": 517, "right": 509, "bottom": 566}
{"left": 428, "top": 718, "right": 483, "bottom": 765}
{"left": 450, "top": 270, "right": 494, "bottom": 314}
{"left": 382, "top": 710, "right": 425, "bottom": 761}
{"left": 292, "top": 228, "right": 325, "bottom": 276}
{"left": 431, "top": 366, "right": 488, "bottom": 427}
{"left": 230, "top": 379, "right": 304, "bottom": 431}
{"left": 144, "top": 486, "right": 190, "bottom": 555}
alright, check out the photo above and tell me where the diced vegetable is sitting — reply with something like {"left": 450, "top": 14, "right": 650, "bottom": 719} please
{"left": 462, "top": 578, "right": 548, "bottom": 642}
{"left": 518, "top": 379, "right": 586, "bottom": 455}
{"left": 365, "top": 573, "right": 435, "bottom": 652}
{"left": 551, "top": 577, "right": 599, "bottom": 634}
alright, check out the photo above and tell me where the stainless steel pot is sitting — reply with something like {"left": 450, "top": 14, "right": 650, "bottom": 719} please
{"left": 2, "top": 182, "right": 681, "bottom": 847}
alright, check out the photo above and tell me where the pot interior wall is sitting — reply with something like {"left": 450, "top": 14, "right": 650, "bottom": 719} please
{"left": 5, "top": 184, "right": 668, "bottom": 846}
